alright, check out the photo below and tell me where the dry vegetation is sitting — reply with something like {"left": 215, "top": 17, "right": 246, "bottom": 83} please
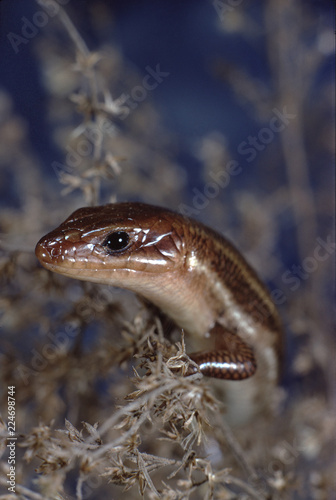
{"left": 0, "top": 1, "right": 334, "bottom": 499}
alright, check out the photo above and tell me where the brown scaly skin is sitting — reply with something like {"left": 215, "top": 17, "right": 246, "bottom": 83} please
{"left": 36, "top": 202, "right": 284, "bottom": 423}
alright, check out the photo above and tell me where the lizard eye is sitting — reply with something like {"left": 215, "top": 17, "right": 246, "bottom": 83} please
{"left": 103, "top": 231, "right": 130, "bottom": 252}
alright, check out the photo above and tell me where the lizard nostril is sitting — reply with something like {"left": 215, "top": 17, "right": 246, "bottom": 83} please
{"left": 35, "top": 239, "right": 52, "bottom": 264}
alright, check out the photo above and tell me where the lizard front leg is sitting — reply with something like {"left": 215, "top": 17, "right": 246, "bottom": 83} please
{"left": 189, "top": 323, "right": 257, "bottom": 380}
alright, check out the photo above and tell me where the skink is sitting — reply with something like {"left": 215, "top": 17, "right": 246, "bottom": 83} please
{"left": 35, "top": 202, "right": 283, "bottom": 423}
